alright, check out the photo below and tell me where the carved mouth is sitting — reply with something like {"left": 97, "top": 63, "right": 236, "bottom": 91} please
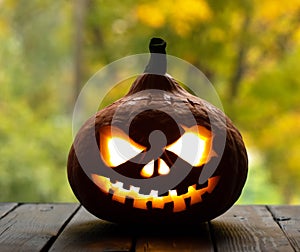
{"left": 92, "top": 174, "right": 220, "bottom": 212}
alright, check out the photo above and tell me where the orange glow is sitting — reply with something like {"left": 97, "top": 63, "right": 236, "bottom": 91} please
{"left": 100, "top": 125, "right": 216, "bottom": 170}
{"left": 140, "top": 158, "right": 171, "bottom": 178}
{"left": 166, "top": 125, "right": 217, "bottom": 167}
{"left": 91, "top": 174, "right": 111, "bottom": 194}
{"left": 140, "top": 160, "right": 154, "bottom": 178}
{"left": 92, "top": 174, "right": 220, "bottom": 212}
{"left": 95, "top": 125, "right": 220, "bottom": 212}
{"left": 99, "top": 126, "right": 145, "bottom": 167}
{"left": 158, "top": 158, "right": 170, "bottom": 175}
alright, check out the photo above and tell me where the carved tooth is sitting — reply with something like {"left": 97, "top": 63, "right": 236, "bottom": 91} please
{"left": 112, "top": 192, "right": 126, "bottom": 204}
{"left": 111, "top": 181, "right": 124, "bottom": 190}
{"left": 190, "top": 189, "right": 202, "bottom": 205}
{"left": 133, "top": 198, "right": 148, "bottom": 209}
{"left": 187, "top": 185, "right": 197, "bottom": 193}
{"left": 172, "top": 196, "right": 186, "bottom": 212}
{"left": 149, "top": 190, "right": 158, "bottom": 197}
{"left": 152, "top": 197, "right": 165, "bottom": 209}
{"left": 169, "top": 190, "right": 177, "bottom": 196}
{"left": 129, "top": 185, "right": 140, "bottom": 193}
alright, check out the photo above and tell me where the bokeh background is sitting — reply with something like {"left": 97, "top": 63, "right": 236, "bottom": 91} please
{"left": 1, "top": 0, "right": 299, "bottom": 204}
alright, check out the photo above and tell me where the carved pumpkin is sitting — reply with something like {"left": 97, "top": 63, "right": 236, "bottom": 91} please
{"left": 68, "top": 38, "right": 248, "bottom": 225}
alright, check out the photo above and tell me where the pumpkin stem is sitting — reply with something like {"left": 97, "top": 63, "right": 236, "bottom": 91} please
{"left": 144, "top": 37, "right": 167, "bottom": 75}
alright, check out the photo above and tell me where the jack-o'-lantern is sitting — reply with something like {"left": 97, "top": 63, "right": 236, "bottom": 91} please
{"left": 67, "top": 38, "right": 248, "bottom": 225}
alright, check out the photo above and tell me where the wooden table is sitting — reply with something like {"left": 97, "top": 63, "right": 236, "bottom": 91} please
{"left": 0, "top": 203, "right": 299, "bottom": 251}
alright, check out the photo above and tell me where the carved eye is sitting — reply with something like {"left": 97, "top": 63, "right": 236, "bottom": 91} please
{"left": 166, "top": 125, "right": 216, "bottom": 167}
{"left": 99, "top": 126, "right": 145, "bottom": 167}
{"left": 99, "top": 125, "right": 216, "bottom": 170}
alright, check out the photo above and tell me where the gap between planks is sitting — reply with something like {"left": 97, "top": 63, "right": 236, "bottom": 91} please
{"left": 0, "top": 203, "right": 19, "bottom": 219}
{"left": 49, "top": 206, "right": 133, "bottom": 252}
{"left": 0, "top": 204, "right": 299, "bottom": 252}
{"left": 0, "top": 203, "right": 80, "bottom": 252}
{"left": 41, "top": 203, "right": 81, "bottom": 252}
{"left": 210, "top": 205, "right": 296, "bottom": 252}
{"left": 267, "top": 205, "right": 300, "bottom": 252}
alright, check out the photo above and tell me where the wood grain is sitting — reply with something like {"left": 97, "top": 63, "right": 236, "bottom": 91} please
{"left": 268, "top": 205, "right": 300, "bottom": 251}
{"left": 49, "top": 206, "right": 133, "bottom": 252}
{"left": 0, "top": 203, "right": 79, "bottom": 252}
{"left": 0, "top": 203, "right": 18, "bottom": 219}
{"left": 135, "top": 222, "right": 214, "bottom": 252}
{"left": 210, "top": 205, "right": 294, "bottom": 252}
{"left": 0, "top": 204, "right": 299, "bottom": 251}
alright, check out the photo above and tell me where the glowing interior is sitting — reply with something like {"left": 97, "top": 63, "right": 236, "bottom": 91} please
{"left": 139, "top": 158, "right": 171, "bottom": 177}
{"left": 166, "top": 125, "right": 216, "bottom": 167}
{"left": 96, "top": 125, "right": 219, "bottom": 212}
{"left": 100, "top": 125, "right": 216, "bottom": 170}
{"left": 158, "top": 158, "right": 170, "bottom": 175}
{"left": 100, "top": 126, "right": 145, "bottom": 167}
{"left": 140, "top": 160, "right": 154, "bottom": 178}
{"left": 92, "top": 174, "right": 220, "bottom": 212}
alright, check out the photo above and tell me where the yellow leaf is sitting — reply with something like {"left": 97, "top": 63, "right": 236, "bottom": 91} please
{"left": 136, "top": 4, "right": 165, "bottom": 28}
{"left": 255, "top": 0, "right": 300, "bottom": 22}
{"left": 136, "top": 0, "right": 212, "bottom": 36}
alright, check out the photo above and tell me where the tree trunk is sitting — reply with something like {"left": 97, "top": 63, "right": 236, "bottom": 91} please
{"left": 73, "top": 0, "right": 87, "bottom": 105}
{"left": 229, "top": 15, "right": 250, "bottom": 99}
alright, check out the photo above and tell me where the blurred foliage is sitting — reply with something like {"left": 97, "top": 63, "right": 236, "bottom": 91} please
{"left": 0, "top": 0, "right": 299, "bottom": 204}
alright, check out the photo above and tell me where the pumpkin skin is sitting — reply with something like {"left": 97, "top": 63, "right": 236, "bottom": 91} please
{"left": 67, "top": 38, "right": 248, "bottom": 225}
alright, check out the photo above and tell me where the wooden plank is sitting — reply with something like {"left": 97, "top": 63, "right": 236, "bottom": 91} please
{"left": 0, "top": 203, "right": 18, "bottom": 219}
{"left": 0, "top": 203, "right": 79, "bottom": 252}
{"left": 210, "top": 205, "right": 294, "bottom": 252}
{"left": 135, "top": 222, "right": 214, "bottom": 252}
{"left": 49, "top": 206, "right": 133, "bottom": 252}
{"left": 268, "top": 205, "right": 300, "bottom": 251}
